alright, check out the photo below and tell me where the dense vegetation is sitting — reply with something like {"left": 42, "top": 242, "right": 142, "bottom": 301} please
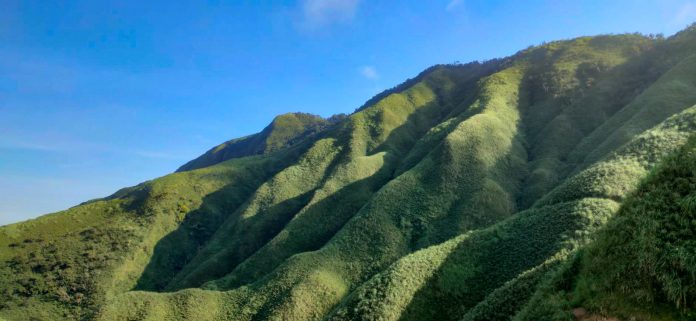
{"left": 2, "top": 25, "right": 696, "bottom": 321}
{"left": 516, "top": 134, "right": 696, "bottom": 321}
{"left": 177, "top": 112, "right": 345, "bottom": 172}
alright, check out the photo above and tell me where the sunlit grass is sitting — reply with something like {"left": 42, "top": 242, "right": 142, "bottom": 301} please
{"left": 2, "top": 26, "right": 696, "bottom": 321}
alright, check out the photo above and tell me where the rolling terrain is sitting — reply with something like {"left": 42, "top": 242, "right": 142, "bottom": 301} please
{"left": 2, "top": 25, "right": 696, "bottom": 321}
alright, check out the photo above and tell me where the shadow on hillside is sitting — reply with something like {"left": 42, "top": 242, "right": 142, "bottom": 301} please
{"left": 389, "top": 67, "right": 534, "bottom": 321}
{"left": 134, "top": 156, "right": 410, "bottom": 292}
{"left": 211, "top": 165, "right": 400, "bottom": 290}
{"left": 133, "top": 185, "right": 315, "bottom": 291}
{"left": 133, "top": 66, "right": 528, "bottom": 300}
{"left": 393, "top": 46, "right": 669, "bottom": 320}
{"left": 133, "top": 81, "right": 471, "bottom": 293}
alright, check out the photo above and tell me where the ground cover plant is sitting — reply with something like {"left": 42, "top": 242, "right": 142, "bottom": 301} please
{"left": 2, "top": 24, "right": 696, "bottom": 321}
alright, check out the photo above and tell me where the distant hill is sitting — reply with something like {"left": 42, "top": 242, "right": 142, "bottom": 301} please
{"left": 177, "top": 112, "right": 345, "bottom": 172}
{"left": 2, "top": 24, "right": 696, "bottom": 321}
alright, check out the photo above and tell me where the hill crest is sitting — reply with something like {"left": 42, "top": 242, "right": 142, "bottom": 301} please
{"left": 2, "top": 26, "right": 696, "bottom": 321}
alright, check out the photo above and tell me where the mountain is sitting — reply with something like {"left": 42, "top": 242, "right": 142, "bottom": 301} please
{"left": 2, "top": 25, "right": 696, "bottom": 321}
{"left": 177, "top": 112, "right": 346, "bottom": 172}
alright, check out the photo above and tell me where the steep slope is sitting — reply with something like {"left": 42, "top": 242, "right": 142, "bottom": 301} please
{"left": 2, "top": 26, "right": 696, "bottom": 321}
{"left": 0, "top": 151, "right": 304, "bottom": 320}
{"left": 329, "top": 106, "right": 696, "bottom": 321}
{"left": 514, "top": 134, "right": 696, "bottom": 321}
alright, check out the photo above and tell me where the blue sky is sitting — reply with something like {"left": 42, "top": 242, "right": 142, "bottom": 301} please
{"left": 1, "top": 0, "right": 695, "bottom": 225}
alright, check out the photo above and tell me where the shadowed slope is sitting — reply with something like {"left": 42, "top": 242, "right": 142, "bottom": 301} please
{"left": 329, "top": 104, "right": 696, "bottom": 321}
{"left": 96, "top": 33, "right": 677, "bottom": 321}
{"left": 3, "top": 27, "right": 696, "bottom": 321}
{"left": 514, "top": 133, "right": 696, "bottom": 321}
{"left": 0, "top": 153, "right": 293, "bottom": 320}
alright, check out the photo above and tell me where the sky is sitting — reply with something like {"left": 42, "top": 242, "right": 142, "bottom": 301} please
{"left": 1, "top": 0, "right": 695, "bottom": 225}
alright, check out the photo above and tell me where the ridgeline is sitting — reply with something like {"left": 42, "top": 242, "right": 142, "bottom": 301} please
{"left": 2, "top": 25, "right": 696, "bottom": 321}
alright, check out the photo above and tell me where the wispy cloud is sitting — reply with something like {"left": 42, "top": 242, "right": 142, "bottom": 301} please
{"left": 0, "top": 140, "right": 63, "bottom": 152}
{"left": 0, "top": 135, "right": 103, "bottom": 153}
{"left": 0, "top": 137, "right": 186, "bottom": 160}
{"left": 134, "top": 150, "right": 188, "bottom": 160}
{"left": 298, "top": 0, "right": 361, "bottom": 30}
{"left": 360, "top": 65, "right": 379, "bottom": 80}
{"left": 673, "top": 2, "right": 696, "bottom": 26}
{"left": 446, "top": 0, "right": 463, "bottom": 12}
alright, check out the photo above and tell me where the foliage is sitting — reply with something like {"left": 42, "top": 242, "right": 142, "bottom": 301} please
{"left": 177, "top": 112, "right": 334, "bottom": 172}
{"left": 515, "top": 135, "right": 696, "bottom": 321}
{"left": 3, "top": 26, "right": 696, "bottom": 321}
{"left": 577, "top": 135, "right": 696, "bottom": 316}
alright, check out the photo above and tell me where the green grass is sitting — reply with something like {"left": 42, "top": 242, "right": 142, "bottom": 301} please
{"left": 177, "top": 112, "right": 335, "bottom": 172}
{"left": 515, "top": 134, "right": 696, "bottom": 321}
{"left": 3, "top": 26, "right": 696, "bottom": 321}
{"left": 575, "top": 135, "right": 696, "bottom": 318}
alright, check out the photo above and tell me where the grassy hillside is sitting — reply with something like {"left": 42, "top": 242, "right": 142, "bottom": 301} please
{"left": 515, "top": 134, "right": 696, "bottom": 321}
{"left": 2, "top": 25, "right": 696, "bottom": 321}
{"left": 177, "top": 112, "right": 341, "bottom": 172}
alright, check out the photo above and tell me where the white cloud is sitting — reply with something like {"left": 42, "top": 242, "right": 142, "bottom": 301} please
{"left": 360, "top": 66, "right": 379, "bottom": 80}
{"left": 446, "top": 0, "right": 463, "bottom": 12}
{"left": 673, "top": 2, "right": 696, "bottom": 26}
{"left": 299, "top": 0, "right": 361, "bottom": 29}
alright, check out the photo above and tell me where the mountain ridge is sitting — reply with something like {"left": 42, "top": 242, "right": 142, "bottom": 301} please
{"left": 2, "top": 25, "right": 696, "bottom": 321}
{"left": 177, "top": 112, "right": 347, "bottom": 172}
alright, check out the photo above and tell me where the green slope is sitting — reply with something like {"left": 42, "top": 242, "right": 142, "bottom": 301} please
{"left": 515, "top": 134, "right": 696, "bottom": 321}
{"left": 2, "top": 25, "right": 696, "bottom": 321}
{"left": 177, "top": 112, "right": 342, "bottom": 172}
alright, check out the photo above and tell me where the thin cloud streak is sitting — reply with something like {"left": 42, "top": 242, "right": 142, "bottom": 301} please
{"left": 134, "top": 150, "right": 189, "bottom": 160}
{"left": 0, "top": 140, "right": 63, "bottom": 152}
{"left": 0, "top": 136, "right": 113, "bottom": 154}
{"left": 297, "top": 0, "right": 361, "bottom": 30}
{"left": 446, "top": 0, "right": 463, "bottom": 11}
{"left": 673, "top": 2, "right": 696, "bottom": 26}
{"left": 0, "top": 137, "right": 188, "bottom": 160}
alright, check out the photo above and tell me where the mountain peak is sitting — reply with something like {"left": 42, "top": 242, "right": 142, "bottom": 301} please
{"left": 176, "top": 112, "right": 337, "bottom": 172}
